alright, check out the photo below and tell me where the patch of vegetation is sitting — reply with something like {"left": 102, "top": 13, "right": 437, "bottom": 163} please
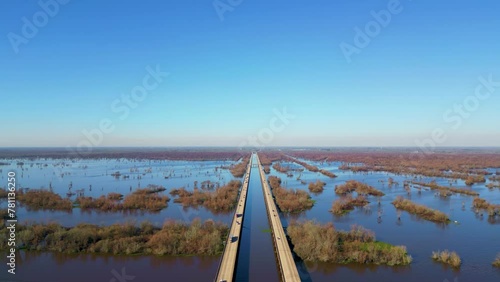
{"left": 18, "top": 189, "right": 73, "bottom": 211}
{"left": 319, "top": 169, "right": 337, "bottom": 178}
{"left": 493, "top": 253, "right": 500, "bottom": 267}
{"left": 0, "top": 219, "right": 228, "bottom": 256}
{"left": 268, "top": 176, "right": 314, "bottom": 213}
{"left": 230, "top": 156, "right": 250, "bottom": 177}
{"left": 134, "top": 184, "right": 167, "bottom": 194}
{"left": 308, "top": 180, "right": 326, "bottom": 193}
{"left": 412, "top": 181, "right": 479, "bottom": 196}
{"left": 272, "top": 162, "right": 290, "bottom": 173}
{"left": 472, "top": 197, "right": 500, "bottom": 217}
{"left": 330, "top": 195, "right": 368, "bottom": 215}
{"left": 288, "top": 150, "right": 500, "bottom": 183}
{"left": 170, "top": 180, "right": 241, "bottom": 213}
{"left": 392, "top": 197, "right": 449, "bottom": 223}
{"left": 76, "top": 186, "right": 170, "bottom": 212}
{"left": 335, "top": 180, "right": 384, "bottom": 197}
{"left": 432, "top": 250, "right": 461, "bottom": 268}
{"left": 263, "top": 165, "right": 271, "bottom": 174}
{"left": 486, "top": 182, "right": 500, "bottom": 189}
{"left": 465, "top": 175, "right": 486, "bottom": 186}
{"left": 287, "top": 220, "right": 412, "bottom": 266}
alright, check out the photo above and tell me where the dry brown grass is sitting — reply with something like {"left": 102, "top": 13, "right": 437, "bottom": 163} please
{"left": 285, "top": 156, "right": 320, "bottom": 172}
{"left": 268, "top": 176, "right": 314, "bottom": 213}
{"left": 76, "top": 186, "right": 170, "bottom": 212}
{"left": 472, "top": 197, "right": 500, "bottom": 217}
{"left": 412, "top": 181, "right": 479, "bottom": 196}
{"left": 287, "top": 220, "right": 412, "bottom": 266}
{"left": 263, "top": 165, "right": 271, "bottom": 174}
{"left": 272, "top": 162, "right": 290, "bottom": 173}
{"left": 230, "top": 155, "right": 251, "bottom": 177}
{"left": 18, "top": 189, "right": 73, "bottom": 211}
{"left": 335, "top": 180, "right": 384, "bottom": 197}
{"left": 319, "top": 169, "right": 337, "bottom": 178}
{"left": 493, "top": 253, "right": 500, "bottom": 267}
{"left": 0, "top": 188, "right": 8, "bottom": 198}
{"left": 330, "top": 195, "right": 369, "bottom": 215}
{"left": 170, "top": 180, "right": 241, "bottom": 213}
{"left": 308, "top": 180, "right": 326, "bottom": 193}
{"left": 432, "top": 250, "right": 461, "bottom": 268}
{"left": 392, "top": 197, "right": 449, "bottom": 223}
{"left": 0, "top": 219, "right": 228, "bottom": 256}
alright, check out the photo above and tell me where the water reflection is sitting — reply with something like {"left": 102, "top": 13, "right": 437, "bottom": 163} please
{"left": 0, "top": 251, "right": 219, "bottom": 282}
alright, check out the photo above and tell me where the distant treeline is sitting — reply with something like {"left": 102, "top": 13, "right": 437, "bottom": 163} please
{"left": 0, "top": 148, "right": 246, "bottom": 161}
{"left": 287, "top": 150, "right": 499, "bottom": 184}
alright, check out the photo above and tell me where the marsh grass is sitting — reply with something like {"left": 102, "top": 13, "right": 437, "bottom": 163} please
{"left": 472, "top": 197, "right": 500, "bottom": 217}
{"left": 170, "top": 180, "right": 241, "bottom": 213}
{"left": 76, "top": 186, "right": 170, "bottom": 212}
{"left": 268, "top": 176, "right": 314, "bottom": 213}
{"left": 493, "top": 254, "right": 500, "bottom": 267}
{"left": 330, "top": 195, "right": 368, "bottom": 215}
{"left": 230, "top": 156, "right": 250, "bottom": 177}
{"left": 0, "top": 219, "right": 228, "bottom": 256}
{"left": 319, "top": 169, "right": 337, "bottom": 178}
{"left": 18, "top": 189, "right": 73, "bottom": 211}
{"left": 392, "top": 197, "right": 449, "bottom": 223}
{"left": 287, "top": 220, "right": 412, "bottom": 266}
{"left": 335, "top": 180, "right": 384, "bottom": 197}
{"left": 272, "top": 162, "right": 289, "bottom": 173}
{"left": 412, "top": 181, "right": 479, "bottom": 196}
{"left": 308, "top": 180, "right": 326, "bottom": 193}
{"left": 432, "top": 250, "right": 461, "bottom": 268}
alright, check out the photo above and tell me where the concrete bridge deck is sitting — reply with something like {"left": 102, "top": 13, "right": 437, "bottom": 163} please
{"left": 214, "top": 156, "right": 252, "bottom": 282}
{"left": 256, "top": 154, "right": 301, "bottom": 282}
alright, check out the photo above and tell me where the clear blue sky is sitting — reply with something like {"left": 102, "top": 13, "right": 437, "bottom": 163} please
{"left": 1, "top": 0, "right": 499, "bottom": 147}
